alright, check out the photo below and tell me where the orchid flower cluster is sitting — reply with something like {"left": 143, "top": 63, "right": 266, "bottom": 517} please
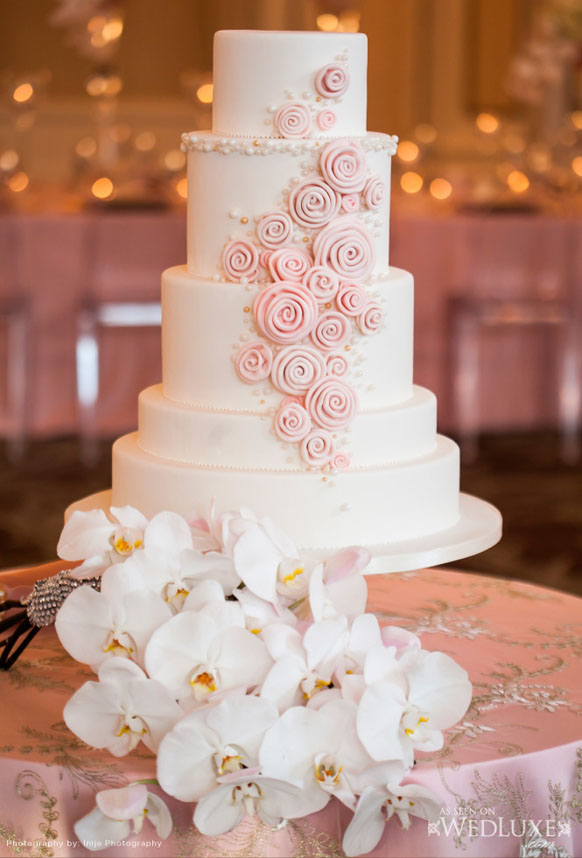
{"left": 54, "top": 504, "right": 472, "bottom": 856}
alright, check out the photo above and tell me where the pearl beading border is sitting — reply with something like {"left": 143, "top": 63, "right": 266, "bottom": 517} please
{"left": 181, "top": 131, "right": 398, "bottom": 157}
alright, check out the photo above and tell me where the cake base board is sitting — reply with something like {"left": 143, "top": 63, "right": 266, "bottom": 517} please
{"left": 65, "top": 491, "right": 501, "bottom": 574}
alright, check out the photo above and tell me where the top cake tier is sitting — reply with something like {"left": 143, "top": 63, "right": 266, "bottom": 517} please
{"left": 212, "top": 30, "right": 367, "bottom": 139}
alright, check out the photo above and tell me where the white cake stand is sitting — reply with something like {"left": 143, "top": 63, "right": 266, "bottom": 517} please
{"left": 65, "top": 490, "right": 501, "bottom": 575}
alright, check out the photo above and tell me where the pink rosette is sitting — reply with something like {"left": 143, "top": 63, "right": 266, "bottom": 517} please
{"left": 303, "top": 265, "right": 340, "bottom": 301}
{"left": 326, "top": 353, "right": 348, "bottom": 377}
{"left": 306, "top": 377, "right": 358, "bottom": 431}
{"left": 288, "top": 178, "right": 340, "bottom": 230}
{"left": 274, "top": 401, "right": 312, "bottom": 443}
{"left": 332, "top": 452, "right": 351, "bottom": 470}
{"left": 253, "top": 282, "right": 318, "bottom": 345}
{"left": 358, "top": 301, "right": 383, "bottom": 335}
{"left": 341, "top": 193, "right": 360, "bottom": 213}
{"left": 268, "top": 247, "right": 313, "bottom": 283}
{"left": 271, "top": 345, "right": 326, "bottom": 395}
{"left": 336, "top": 281, "right": 368, "bottom": 317}
{"left": 222, "top": 239, "right": 259, "bottom": 282}
{"left": 235, "top": 342, "right": 273, "bottom": 383}
{"left": 363, "top": 176, "right": 385, "bottom": 209}
{"left": 274, "top": 103, "right": 312, "bottom": 138}
{"left": 313, "top": 217, "right": 375, "bottom": 281}
{"left": 301, "top": 429, "right": 335, "bottom": 467}
{"left": 320, "top": 140, "right": 367, "bottom": 194}
{"left": 256, "top": 212, "right": 293, "bottom": 249}
{"left": 314, "top": 63, "right": 350, "bottom": 98}
{"left": 317, "top": 109, "right": 336, "bottom": 131}
{"left": 311, "top": 311, "right": 351, "bottom": 352}
{"left": 259, "top": 249, "right": 273, "bottom": 271}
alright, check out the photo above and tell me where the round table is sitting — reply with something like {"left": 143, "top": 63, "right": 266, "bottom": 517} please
{"left": 0, "top": 562, "right": 581, "bottom": 858}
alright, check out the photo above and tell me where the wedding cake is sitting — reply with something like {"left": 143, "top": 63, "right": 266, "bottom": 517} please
{"left": 104, "top": 29, "right": 500, "bottom": 558}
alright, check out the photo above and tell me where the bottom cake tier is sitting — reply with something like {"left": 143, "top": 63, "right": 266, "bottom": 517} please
{"left": 111, "top": 432, "right": 460, "bottom": 551}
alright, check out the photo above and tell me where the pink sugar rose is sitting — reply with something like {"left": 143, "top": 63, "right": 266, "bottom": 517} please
{"left": 306, "top": 377, "right": 358, "bottom": 431}
{"left": 320, "top": 140, "right": 367, "bottom": 194}
{"left": 222, "top": 239, "right": 259, "bottom": 283}
{"left": 253, "top": 282, "right": 318, "bottom": 345}
{"left": 311, "top": 310, "right": 351, "bottom": 352}
{"left": 235, "top": 342, "right": 273, "bottom": 384}
{"left": 363, "top": 176, "right": 385, "bottom": 209}
{"left": 312, "top": 217, "right": 375, "bottom": 281}
{"left": 317, "top": 109, "right": 337, "bottom": 130}
{"left": 314, "top": 63, "right": 350, "bottom": 98}
{"left": 256, "top": 212, "right": 293, "bottom": 249}
{"left": 341, "top": 193, "right": 360, "bottom": 213}
{"left": 274, "top": 401, "right": 312, "bottom": 443}
{"left": 358, "top": 301, "right": 383, "bottom": 335}
{"left": 326, "top": 353, "right": 348, "bottom": 377}
{"left": 271, "top": 345, "right": 326, "bottom": 395}
{"left": 302, "top": 265, "right": 340, "bottom": 301}
{"left": 301, "top": 428, "right": 335, "bottom": 467}
{"left": 332, "top": 452, "right": 351, "bottom": 470}
{"left": 268, "top": 247, "right": 313, "bottom": 283}
{"left": 336, "top": 281, "right": 368, "bottom": 317}
{"left": 274, "top": 103, "right": 312, "bottom": 138}
{"left": 288, "top": 178, "right": 340, "bottom": 230}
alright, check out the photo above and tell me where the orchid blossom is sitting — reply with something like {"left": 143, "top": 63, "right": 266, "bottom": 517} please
{"left": 74, "top": 784, "right": 171, "bottom": 852}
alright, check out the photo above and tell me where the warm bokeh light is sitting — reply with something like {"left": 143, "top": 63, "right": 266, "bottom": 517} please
{"left": 338, "top": 10, "right": 360, "bottom": 32}
{"left": 75, "top": 137, "right": 97, "bottom": 159}
{"left": 400, "top": 171, "right": 423, "bottom": 194}
{"left": 102, "top": 18, "right": 124, "bottom": 41}
{"left": 0, "top": 150, "right": 19, "bottom": 171}
{"left": 13, "top": 82, "right": 34, "bottom": 103}
{"left": 572, "top": 157, "right": 582, "bottom": 178}
{"left": 429, "top": 178, "right": 452, "bottom": 200}
{"left": 91, "top": 177, "right": 114, "bottom": 199}
{"left": 86, "top": 75, "right": 106, "bottom": 97}
{"left": 111, "top": 123, "right": 132, "bottom": 143}
{"left": 414, "top": 123, "right": 437, "bottom": 144}
{"left": 164, "top": 149, "right": 186, "bottom": 171}
{"left": 528, "top": 144, "right": 551, "bottom": 174}
{"left": 506, "top": 170, "right": 530, "bottom": 193}
{"left": 103, "top": 75, "right": 122, "bottom": 96}
{"left": 8, "top": 171, "right": 29, "bottom": 192}
{"left": 134, "top": 131, "right": 156, "bottom": 152}
{"left": 176, "top": 177, "right": 188, "bottom": 199}
{"left": 571, "top": 111, "right": 582, "bottom": 131}
{"left": 196, "top": 83, "right": 214, "bottom": 104}
{"left": 317, "top": 13, "right": 339, "bottom": 31}
{"left": 476, "top": 113, "right": 499, "bottom": 134}
{"left": 397, "top": 141, "right": 419, "bottom": 163}
{"left": 502, "top": 133, "right": 526, "bottom": 155}
{"left": 87, "top": 15, "right": 123, "bottom": 46}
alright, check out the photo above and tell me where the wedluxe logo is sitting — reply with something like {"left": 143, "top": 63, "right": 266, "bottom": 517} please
{"left": 428, "top": 809, "right": 571, "bottom": 855}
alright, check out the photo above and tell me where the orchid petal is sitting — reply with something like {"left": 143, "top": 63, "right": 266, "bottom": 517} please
{"left": 324, "top": 547, "right": 370, "bottom": 582}
{"left": 260, "top": 655, "right": 305, "bottom": 712}
{"left": 357, "top": 682, "right": 408, "bottom": 762}
{"left": 55, "top": 586, "right": 114, "bottom": 667}
{"left": 110, "top": 506, "right": 149, "bottom": 532}
{"left": 145, "top": 611, "right": 215, "bottom": 699}
{"left": 193, "top": 783, "right": 245, "bottom": 836}
{"left": 96, "top": 784, "right": 147, "bottom": 819}
{"left": 145, "top": 793, "right": 173, "bottom": 839}
{"left": 145, "top": 511, "right": 193, "bottom": 554}
{"left": 232, "top": 525, "right": 281, "bottom": 603}
{"left": 157, "top": 713, "right": 217, "bottom": 801}
{"left": 342, "top": 786, "right": 387, "bottom": 857}
{"left": 57, "top": 509, "right": 113, "bottom": 561}
{"left": 406, "top": 651, "right": 472, "bottom": 729}
{"left": 74, "top": 807, "right": 130, "bottom": 852}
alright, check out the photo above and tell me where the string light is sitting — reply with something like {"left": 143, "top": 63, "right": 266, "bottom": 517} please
{"left": 476, "top": 113, "right": 499, "bottom": 134}
{"left": 13, "top": 83, "right": 34, "bottom": 103}
{"left": 8, "top": 171, "right": 29, "bottom": 192}
{"left": 397, "top": 141, "right": 419, "bottom": 163}
{"left": 0, "top": 150, "right": 19, "bottom": 171}
{"left": 400, "top": 172, "right": 423, "bottom": 194}
{"left": 506, "top": 170, "right": 529, "bottom": 193}
{"left": 316, "top": 13, "right": 339, "bottom": 31}
{"left": 572, "top": 157, "right": 582, "bottom": 178}
{"left": 196, "top": 83, "right": 213, "bottom": 104}
{"left": 91, "top": 177, "right": 113, "bottom": 199}
{"left": 176, "top": 177, "right": 188, "bottom": 199}
{"left": 429, "top": 178, "right": 452, "bottom": 200}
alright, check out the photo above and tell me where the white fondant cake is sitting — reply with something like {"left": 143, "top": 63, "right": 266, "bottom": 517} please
{"left": 108, "top": 29, "right": 478, "bottom": 552}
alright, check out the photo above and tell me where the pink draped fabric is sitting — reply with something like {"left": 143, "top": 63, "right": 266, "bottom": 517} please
{"left": 0, "top": 562, "right": 581, "bottom": 857}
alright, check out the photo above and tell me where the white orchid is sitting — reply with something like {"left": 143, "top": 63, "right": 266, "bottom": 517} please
{"left": 74, "top": 784, "right": 171, "bottom": 852}
{"left": 234, "top": 587, "right": 297, "bottom": 635}
{"left": 193, "top": 768, "right": 306, "bottom": 836}
{"left": 342, "top": 782, "right": 442, "bottom": 857}
{"left": 58, "top": 507, "right": 196, "bottom": 577}
{"left": 157, "top": 696, "right": 278, "bottom": 801}
{"left": 260, "top": 617, "right": 348, "bottom": 711}
{"left": 145, "top": 607, "right": 272, "bottom": 704}
{"left": 307, "top": 547, "right": 370, "bottom": 623}
{"left": 63, "top": 658, "right": 182, "bottom": 756}
{"left": 357, "top": 648, "right": 472, "bottom": 766}
{"left": 55, "top": 564, "right": 171, "bottom": 670}
{"left": 260, "top": 700, "right": 405, "bottom": 815}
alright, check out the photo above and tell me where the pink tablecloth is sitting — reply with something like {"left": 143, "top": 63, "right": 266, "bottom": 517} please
{"left": 0, "top": 563, "right": 580, "bottom": 857}
{"left": 0, "top": 208, "right": 581, "bottom": 437}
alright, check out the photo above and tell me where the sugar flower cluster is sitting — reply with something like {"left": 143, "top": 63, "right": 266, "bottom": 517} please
{"left": 55, "top": 504, "right": 472, "bottom": 855}
{"left": 225, "top": 137, "right": 385, "bottom": 471}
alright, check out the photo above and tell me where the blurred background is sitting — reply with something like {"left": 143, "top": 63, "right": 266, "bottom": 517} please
{"left": 0, "top": 0, "right": 580, "bottom": 591}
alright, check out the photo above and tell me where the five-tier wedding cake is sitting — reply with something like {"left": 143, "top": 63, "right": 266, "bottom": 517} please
{"left": 82, "top": 29, "right": 501, "bottom": 563}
